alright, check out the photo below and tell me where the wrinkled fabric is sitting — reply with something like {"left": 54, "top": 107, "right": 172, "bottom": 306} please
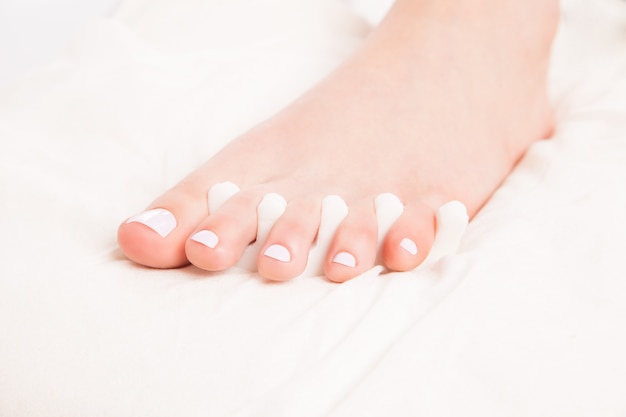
{"left": 1, "top": 1, "right": 626, "bottom": 416}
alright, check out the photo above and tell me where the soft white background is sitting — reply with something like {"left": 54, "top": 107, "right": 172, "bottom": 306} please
{"left": 1, "top": 1, "right": 626, "bottom": 416}
{"left": 0, "top": 0, "right": 119, "bottom": 87}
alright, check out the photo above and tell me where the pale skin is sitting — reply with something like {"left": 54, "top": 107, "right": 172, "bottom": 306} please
{"left": 117, "top": 0, "right": 559, "bottom": 282}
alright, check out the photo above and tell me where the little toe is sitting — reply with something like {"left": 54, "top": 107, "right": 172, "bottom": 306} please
{"left": 324, "top": 202, "right": 378, "bottom": 283}
{"left": 118, "top": 186, "right": 212, "bottom": 269}
{"left": 186, "top": 189, "right": 263, "bottom": 271}
{"left": 258, "top": 198, "right": 322, "bottom": 281}
{"left": 382, "top": 201, "right": 436, "bottom": 272}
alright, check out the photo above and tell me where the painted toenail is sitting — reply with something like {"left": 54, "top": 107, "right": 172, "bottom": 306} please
{"left": 126, "top": 208, "right": 177, "bottom": 238}
{"left": 332, "top": 252, "right": 356, "bottom": 268}
{"left": 263, "top": 244, "right": 291, "bottom": 263}
{"left": 400, "top": 238, "right": 418, "bottom": 256}
{"left": 191, "top": 230, "right": 219, "bottom": 249}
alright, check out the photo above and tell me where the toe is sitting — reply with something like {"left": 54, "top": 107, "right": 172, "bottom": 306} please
{"left": 186, "top": 189, "right": 262, "bottom": 271}
{"left": 324, "top": 202, "right": 378, "bottom": 283}
{"left": 118, "top": 185, "right": 211, "bottom": 269}
{"left": 257, "top": 198, "right": 321, "bottom": 281}
{"left": 382, "top": 201, "right": 436, "bottom": 272}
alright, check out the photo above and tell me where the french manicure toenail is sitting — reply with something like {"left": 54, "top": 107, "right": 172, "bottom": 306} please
{"left": 126, "top": 208, "right": 177, "bottom": 238}
{"left": 191, "top": 230, "right": 219, "bottom": 249}
{"left": 400, "top": 238, "right": 418, "bottom": 256}
{"left": 264, "top": 244, "right": 291, "bottom": 263}
{"left": 332, "top": 252, "right": 356, "bottom": 268}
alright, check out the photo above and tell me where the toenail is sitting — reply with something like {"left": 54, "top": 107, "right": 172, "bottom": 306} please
{"left": 400, "top": 238, "right": 418, "bottom": 256}
{"left": 191, "top": 230, "right": 219, "bottom": 249}
{"left": 332, "top": 252, "right": 356, "bottom": 268}
{"left": 126, "top": 208, "right": 177, "bottom": 238}
{"left": 263, "top": 244, "right": 291, "bottom": 263}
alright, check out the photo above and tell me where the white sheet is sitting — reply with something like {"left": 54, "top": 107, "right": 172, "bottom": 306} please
{"left": 0, "top": 0, "right": 120, "bottom": 87}
{"left": 1, "top": 0, "right": 626, "bottom": 415}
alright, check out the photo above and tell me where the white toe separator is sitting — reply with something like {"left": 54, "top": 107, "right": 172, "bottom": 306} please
{"left": 208, "top": 181, "right": 240, "bottom": 212}
{"left": 207, "top": 183, "right": 468, "bottom": 276}
{"left": 237, "top": 193, "right": 287, "bottom": 271}
{"left": 299, "top": 195, "right": 348, "bottom": 277}
{"left": 421, "top": 200, "right": 469, "bottom": 268}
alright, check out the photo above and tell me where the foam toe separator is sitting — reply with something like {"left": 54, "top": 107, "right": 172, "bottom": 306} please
{"left": 208, "top": 181, "right": 241, "bottom": 213}
{"left": 299, "top": 195, "right": 349, "bottom": 277}
{"left": 421, "top": 201, "right": 469, "bottom": 267}
{"left": 237, "top": 193, "right": 287, "bottom": 271}
{"left": 207, "top": 183, "right": 469, "bottom": 276}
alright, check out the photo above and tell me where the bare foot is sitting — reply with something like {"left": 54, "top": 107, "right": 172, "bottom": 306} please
{"left": 118, "top": 0, "right": 558, "bottom": 282}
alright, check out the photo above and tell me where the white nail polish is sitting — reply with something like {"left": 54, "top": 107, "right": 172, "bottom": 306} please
{"left": 126, "top": 208, "right": 177, "bottom": 238}
{"left": 263, "top": 244, "right": 291, "bottom": 263}
{"left": 332, "top": 252, "right": 356, "bottom": 268}
{"left": 400, "top": 238, "right": 418, "bottom": 256}
{"left": 191, "top": 230, "right": 219, "bottom": 249}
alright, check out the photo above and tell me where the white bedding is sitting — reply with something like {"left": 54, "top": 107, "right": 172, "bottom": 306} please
{"left": 2, "top": 0, "right": 626, "bottom": 415}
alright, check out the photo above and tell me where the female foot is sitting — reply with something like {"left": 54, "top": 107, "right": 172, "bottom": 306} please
{"left": 118, "top": 0, "right": 558, "bottom": 282}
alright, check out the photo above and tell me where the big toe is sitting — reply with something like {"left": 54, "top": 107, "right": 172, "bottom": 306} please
{"left": 118, "top": 187, "right": 210, "bottom": 269}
